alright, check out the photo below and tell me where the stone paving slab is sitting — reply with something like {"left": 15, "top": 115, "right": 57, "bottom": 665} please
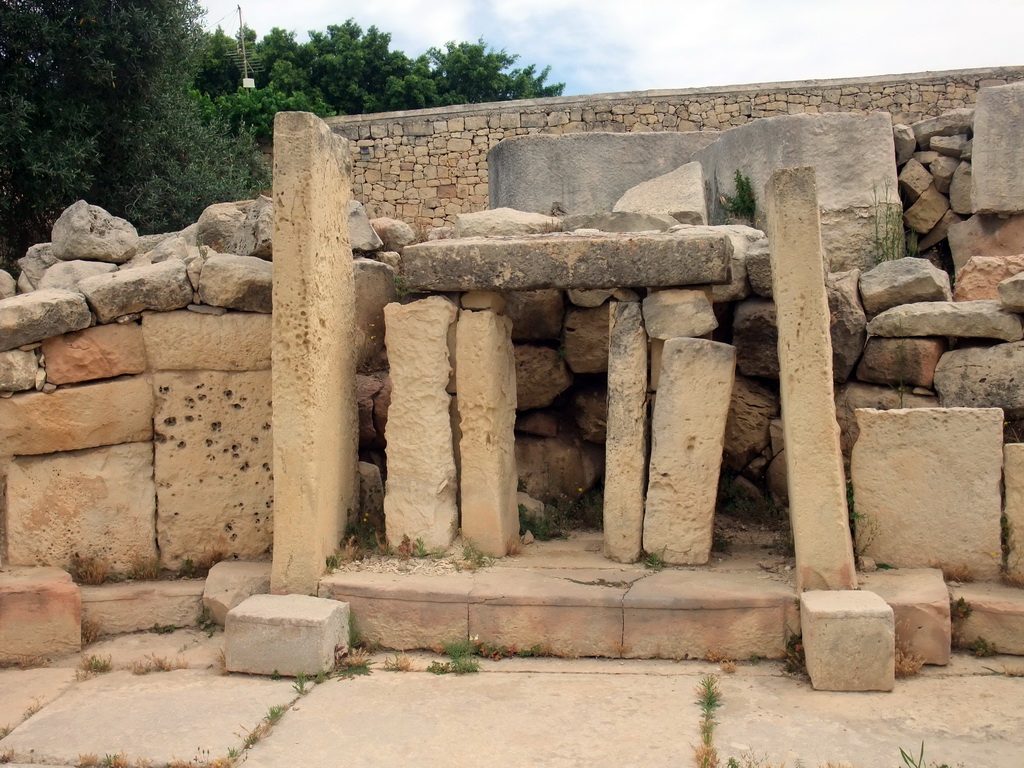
{"left": 0, "top": 668, "right": 75, "bottom": 735}
{"left": 0, "top": 669, "right": 295, "bottom": 765}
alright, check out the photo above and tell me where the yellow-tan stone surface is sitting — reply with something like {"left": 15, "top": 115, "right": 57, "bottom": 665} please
{"left": 1004, "top": 444, "right": 1024, "bottom": 581}
{"left": 142, "top": 310, "right": 271, "bottom": 371}
{"left": 41, "top": 323, "right": 146, "bottom": 385}
{"left": 0, "top": 567, "right": 81, "bottom": 662}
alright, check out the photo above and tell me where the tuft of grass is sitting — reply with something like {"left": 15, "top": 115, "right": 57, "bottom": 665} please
{"left": 429, "top": 638, "right": 480, "bottom": 674}
{"left": 76, "top": 755, "right": 101, "bottom": 767}
{"left": 128, "top": 555, "right": 161, "bottom": 581}
{"left": 642, "top": 550, "right": 665, "bottom": 571}
{"left": 783, "top": 635, "right": 806, "bottom": 675}
{"left": 950, "top": 596, "right": 972, "bottom": 621}
{"left": 721, "top": 170, "right": 756, "bottom": 222}
{"left": 266, "top": 705, "right": 286, "bottom": 724}
{"left": 894, "top": 641, "right": 924, "bottom": 678}
{"left": 81, "top": 618, "right": 102, "bottom": 647}
{"left": 22, "top": 698, "right": 43, "bottom": 719}
{"left": 939, "top": 563, "right": 975, "bottom": 583}
{"left": 382, "top": 653, "right": 414, "bottom": 672}
{"left": 151, "top": 623, "right": 177, "bottom": 635}
{"left": 292, "top": 672, "right": 310, "bottom": 694}
{"left": 78, "top": 654, "right": 113, "bottom": 680}
{"left": 336, "top": 648, "right": 374, "bottom": 678}
{"left": 125, "top": 654, "right": 188, "bottom": 675}
{"left": 68, "top": 553, "right": 111, "bottom": 585}
{"left": 966, "top": 637, "right": 997, "bottom": 657}
{"left": 695, "top": 675, "right": 723, "bottom": 768}
{"left": 197, "top": 605, "right": 217, "bottom": 637}
{"left": 455, "top": 541, "right": 492, "bottom": 571}
{"left": 325, "top": 553, "right": 341, "bottom": 571}
{"left": 179, "top": 550, "right": 225, "bottom": 580}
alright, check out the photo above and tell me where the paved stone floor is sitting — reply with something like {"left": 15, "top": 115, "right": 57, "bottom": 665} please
{"left": 1, "top": 628, "right": 1023, "bottom": 767}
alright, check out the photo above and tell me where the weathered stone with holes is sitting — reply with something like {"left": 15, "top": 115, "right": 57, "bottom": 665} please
{"left": 867, "top": 300, "right": 1023, "bottom": 341}
{"left": 603, "top": 302, "right": 648, "bottom": 563}
{"left": 153, "top": 370, "right": 274, "bottom": 569}
{"left": 972, "top": 83, "right": 1024, "bottom": 215}
{"left": 0, "top": 567, "right": 81, "bottom": 663}
{"left": 271, "top": 112, "right": 358, "bottom": 595}
{"left": 198, "top": 254, "right": 272, "bottom": 313}
{"left": 51, "top": 200, "right": 139, "bottom": 263}
{"left": 401, "top": 231, "right": 732, "bottom": 291}
{"left": 6, "top": 443, "right": 157, "bottom": 572}
{"left": 78, "top": 260, "right": 193, "bottom": 323}
{"left": 0, "top": 289, "right": 91, "bottom": 352}
{"left": 949, "top": 583, "right": 1024, "bottom": 656}
{"left": 383, "top": 297, "right": 459, "bottom": 551}
{"left": 859, "top": 258, "right": 952, "bottom": 315}
{"left": 766, "top": 166, "right": 856, "bottom": 592}
{"left": 0, "top": 376, "right": 153, "bottom": 456}
{"left": 934, "top": 341, "right": 1024, "bottom": 417}
{"left": 141, "top": 310, "right": 271, "bottom": 371}
{"left": 801, "top": 590, "right": 894, "bottom": 691}
{"left": 851, "top": 408, "right": 1004, "bottom": 581}
{"left": 203, "top": 561, "right": 272, "bottom": 626}
{"left": 952, "top": 254, "right": 1024, "bottom": 301}
{"left": 641, "top": 289, "right": 717, "bottom": 339}
{"left": 855, "top": 336, "right": 946, "bottom": 389}
{"left": 456, "top": 310, "right": 519, "bottom": 557}
{"left": 948, "top": 213, "right": 1024, "bottom": 274}
{"left": 861, "top": 568, "right": 951, "bottom": 666}
{"left": 643, "top": 338, "right": 735, "bottom": 565}
{"left": 225, "top": 594, "right": 349, "bottom": 677}
{"left": 42, "top": 323, "right": 146, "bottom": 385}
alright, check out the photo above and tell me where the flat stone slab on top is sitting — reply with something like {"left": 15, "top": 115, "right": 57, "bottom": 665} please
{"left": 400, "top": 230, "right": 733, "bottom": 291}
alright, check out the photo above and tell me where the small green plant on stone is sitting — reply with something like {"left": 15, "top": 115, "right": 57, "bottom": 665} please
{"left": 456, "top": 541, "right": 492, "bottom": 571}
{"left": 197, "top": 604, "right": 217, "bottom": 637}
{"left": 951, "top": 597, "right": 972, "bottom": 621}
{"left": 872, "top": 184, "right": 905, "bottom": 264}
{"left": 721, "top": 170, "right": 757, "bottom": 222}
{"left": 694, "top": 675, "right": 723, "bottom": 768}
{"left": 429, "top": 638, "right": 480, "bottom": 675}
{"left": 325, "top": 553, "right": 341, "bottom": 571}
{"left": 292, "top": 672, "right": 309, "bottom": 695}
{"left": 784, "top": 635, "right": 806, "bottom": 675}
{"left": 966, "top": 636, "right": 997, "bottom": 657}
{"left": 266, "top": 705, "right": 287, "bottom": 724}
{"left": 151, "top": 623, "right": 176, "bottom": 635}
{"left": 413, "top": 537, "right": 429, "bottom": 558}
{"left": 642, "top": 550, "right": 665, "bottom": 571}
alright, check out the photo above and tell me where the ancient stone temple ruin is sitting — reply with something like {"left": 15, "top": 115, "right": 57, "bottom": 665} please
{"left": 3, "top": 69, "right": 1024, "bottom": 693}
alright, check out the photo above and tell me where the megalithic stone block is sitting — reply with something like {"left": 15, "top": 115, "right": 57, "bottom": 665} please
{"left": 383, "top": 296, "right": 459, "bottom": 551}
{"left": 765, "top": 166, "right": 857, "bottom": 592}
{"left": 455, "top": 309, "right": 519, "bottom": 556}
{"left": 603, "top": 301, "right": 649, "bottom": 563}
{"left": 643, "top": 337, "right": 735, "bottom": 565}
{"left": 271, "top": 111, "right": 358, "bottom": 595}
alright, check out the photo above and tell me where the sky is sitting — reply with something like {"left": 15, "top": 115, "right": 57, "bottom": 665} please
{"left": 201, "top": 0, "right": 1024, "bottom": 99}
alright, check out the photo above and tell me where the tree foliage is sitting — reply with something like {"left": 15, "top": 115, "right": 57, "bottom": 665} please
{"left": 0, "top": 0, "right": 270, "bottom": 271}
{"left": 196, "top": 20, "right": 564, "bottom": 138}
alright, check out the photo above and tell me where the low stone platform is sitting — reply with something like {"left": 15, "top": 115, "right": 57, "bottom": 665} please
{"left": 319, "top": 564, "right": 798, "bottom": 660}
{"left": 400, "top": 230, "right": 732, "bottom": 291}
{"left": 81, "top": 580, "right": 204, "bottom": 636}
{"left": 950, "top": 582, "right": 1024, "bottom": 655}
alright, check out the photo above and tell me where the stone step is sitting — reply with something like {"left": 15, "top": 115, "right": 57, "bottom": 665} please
{"left": 950, "top": 582, "right": 1024, "bottom": 655}
{"left": 318, "top": 567, "right": 798, "bottom": 660}
{"left": 81, "top": 580, "right": 205, "bottom": 637}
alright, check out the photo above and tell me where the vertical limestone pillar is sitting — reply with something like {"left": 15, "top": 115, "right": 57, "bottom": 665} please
{"left": 603, "top": 301, "right": 649, "bottom": 563}
{"left": 643, "top": 337, "right": 735, "bottom": 564}
{"left": 765, "top": 166, "right": 857, "bottom": 591}
{"left": 455, "top": 309, "right": 519, "bottom": 556}
{"left": 271, "top": 111, "right": 358, "bottom": 595}
{"left": 1004, "top": 444, "right": 1024, "bottom": 582}
{"left": 383, "top": 296, "right": 459, "bottom": 550}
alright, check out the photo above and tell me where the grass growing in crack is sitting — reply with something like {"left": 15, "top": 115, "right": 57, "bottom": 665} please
{"left": 871, "top": 183, "right": 905, "bottom": 264}
{"left": 292, "top": 672, "right": 310, "bottom": 694}
{"left": 266, "top": 705, "right": 287, "bottom": 724}
{"left": 336, "top": 648, "right": 374, "bottom": 678}
{"left": 428, "top": 638, "right": 480, "bottom": 675}
{"left": 81, "top": 618, "right": 102, "bottom": 646}
{"left": 125, "top": 654, "right": 188, "bottom": 675}
{"left": 642, "top": 550, "right": 665, "bottom": 571}
{"left": 68, "top": 553, "right": 111, "bottom": 585}
{"left": 382, "top": 653, "right": 414, "bottom": 672}
{"left": 694, "top": 675, "right": 723, "bottom": 768}
{"left": 783, "top": 635, "right": 806, "bottom": 676}
{"left": 128, "top": 555, "right": 161, "bottom": 581}
{"left": 455, "top": 541, "right": 492, "bottom": 571}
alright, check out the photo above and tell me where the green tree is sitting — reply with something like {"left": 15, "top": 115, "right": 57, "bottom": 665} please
{"left": 425, "top": 40, "right": 563, "bottom": 105}
{"left": 0, "top": 0, "right": 269, "bottom": 272}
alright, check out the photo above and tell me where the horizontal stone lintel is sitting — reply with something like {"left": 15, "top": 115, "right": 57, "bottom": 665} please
{"left": 401, "top": 232, "right": 733, "bottom": 291}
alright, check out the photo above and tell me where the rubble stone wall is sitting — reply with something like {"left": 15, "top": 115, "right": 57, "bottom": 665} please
{"left": 326, "top": 66, "right": 1024, "bottom": 231}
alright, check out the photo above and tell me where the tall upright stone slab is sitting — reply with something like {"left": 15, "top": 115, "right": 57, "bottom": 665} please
{"left": 972, "top": 82, "right": 1024, "bottom": 215}
{"left": 455, "top": 309, "right": 519, "bottom": 556}
{"left": 765, "top": 167, "right": 857, "bottom": 591}
{"left": 1005, "top": 444, "right": 1024, "bottom": 582}
{"left": 271, "top": 112, "right": 358, "bottom": 595}
{"left": 383, "top": 296, "right": 459, "bottom": 550}
{"left": 603, "top": 301, "right": 649, "bottom": 563}
{"left": 643, "top": 338, "right": 735, "bottom": 565}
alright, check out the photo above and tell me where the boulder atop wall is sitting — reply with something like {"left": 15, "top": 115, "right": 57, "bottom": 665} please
{"left": 51, "top": 200, "right": 139, "bottom": 264}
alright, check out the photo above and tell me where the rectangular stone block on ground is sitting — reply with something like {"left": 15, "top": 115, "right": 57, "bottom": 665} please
{"left": 203, "top": 560, "right": 272, "bottom": 625}
{"left": 801, "top": 590, "right": 894, "bottom": 692}
{"left": 765, "top": 166, "right": 857, "bottom": 592}
{"left": 383, "top": 296, "right": 459, "bottom": 551}
{"left": 603, "top": 301, "right": 649, "bottom": 563}
{"left": 6, "top": 442, "right": 156, "bottom": 572}
{"left": 81, "top": 581, "right": 204, "bottom": 636}
{"left": 455, "top": 309, "right": 519, "bottom": 557}
{"left": 401, "top": 231, "right": 732, "bottom": 291}
{"left": 643, "top": 337, "right": 735, "bottom": 565}
{"left": 153, "top": 370, "right": 273, "bottom": 568}
{"left": 468, "top": 571, "right": 624, "bottom": 657}
{"left": 271, "top": 111, "right": 358, "bottom": 595}
{"left": 950, "top": 583, "right": 1024, "bottom": 656}
{"left": 861, "top": 568, "right": 951, "bottom": 665}
{"left": 1005, "top": 444, "right": 1024, "bottom": 580}
{"left": 0, "top": 567, "right": 81, "bottom": 663}
{"left": 0, "top": 376, "right": 153, "bottom": 456}
{"left": 851, "top": 408, "right": 1004, "bottom": 581}
{"left": 225, "top": 593, "right": 349, "bottom": 676}
{"left": 319, "top": 572, "right": 472, "bottom": 651}
{"left": 142, "top": 310, "right": 271, "bottom": 371}
{"left": 42, "top": 322, "right": 146, "bottom": 385}
{"left": 622, "top": 571, "right": 796, "bottom": 660}
{"left": 971, "top": 82, "right": 1024, "bottom": 215}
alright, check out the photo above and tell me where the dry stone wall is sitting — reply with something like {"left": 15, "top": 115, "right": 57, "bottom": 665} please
{"left": 327, "top": 67, "right": 1024, "bottom": 231}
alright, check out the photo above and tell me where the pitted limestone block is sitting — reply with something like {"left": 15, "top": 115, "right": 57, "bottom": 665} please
{"left": 383, "top": 297, "right": 459, "bottom": 550}
{"left": 861, "top": 568, "right": 951, "bottom": 666}
{"left": 142, "top": 310, "right": 271, "bottom": 371}
{"left": 203, "top": 561, "right": 272, "bottom": 626}
{"left": 78, "top": 260, "right": 193, "bottom": 323}
{"left": 153, "top": 370, "right": 273, "bottom": 568}
{"left": 225, "top": 594, "right": 349, "bottom": 677}
{"left": 0, "top": 567, "right": 81, "bottom": 662}
{"left": 950, "top": 583, "right": 1024, "bottom": 656}
{"left": 851, "top": 408, "right": 1004, "bottom": 581}
{"left": 643, "top": 338, "right": 735, "bottom": 565}
{"left": 6, "top": 443, "right": 157, "bottom": 572}
{"left": 0, "top": 376, "right": 153, "bottom": 455}
{"left": 51, "top": 200, "right": 139, "bottom": 263}
{"left": 41, "top": 323, "right": 146, "bottom": 385}
{"left": 801, "top": 590, "right": 894, "bottom": 692}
